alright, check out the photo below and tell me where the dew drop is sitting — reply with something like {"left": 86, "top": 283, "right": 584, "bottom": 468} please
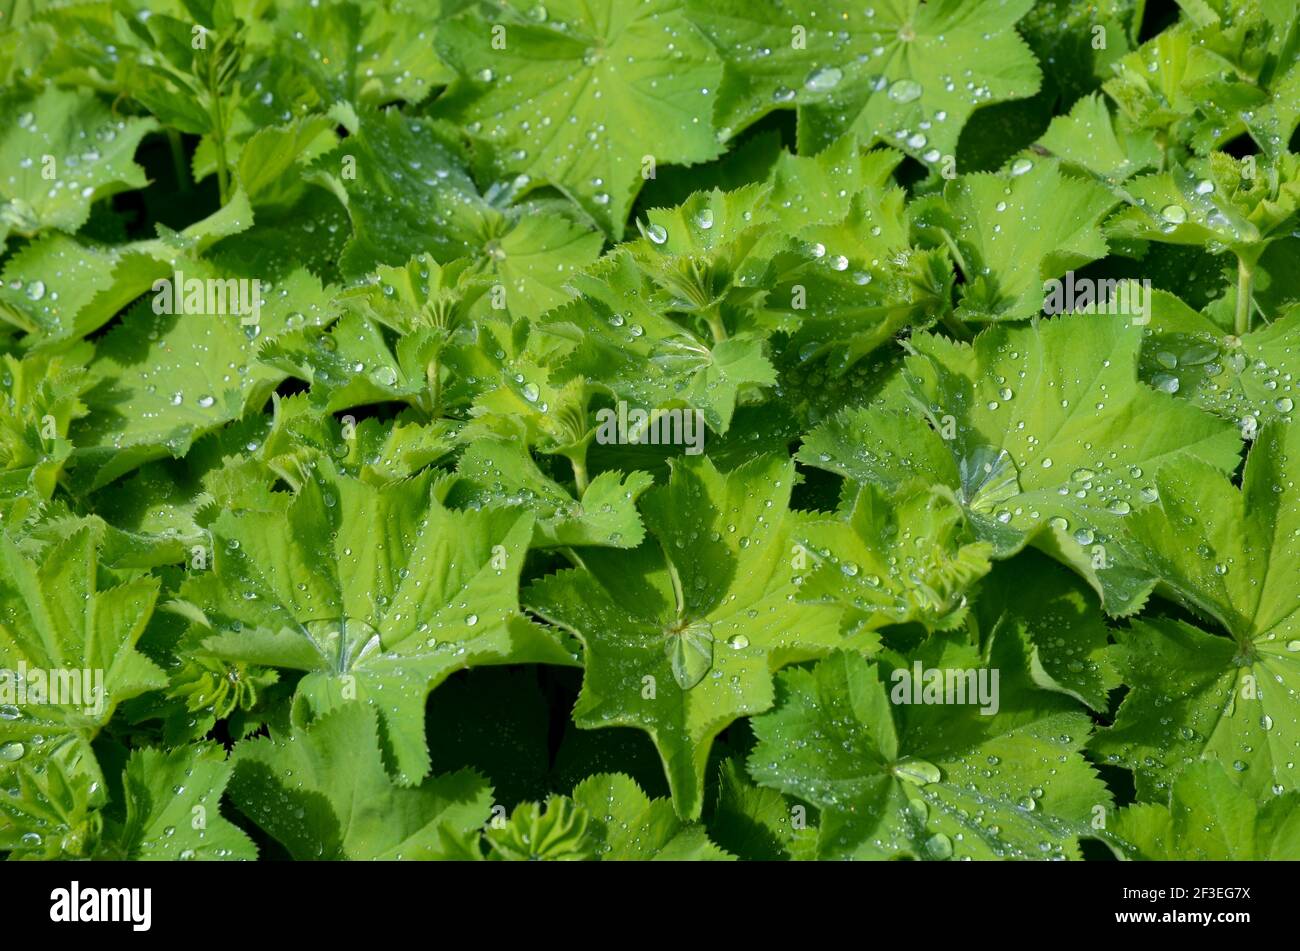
{"left": 887, "top": 78, "right": 923, "bottom": 103}
{"left": 0, "top": 742, "right": 26, "bottom": 762}
{"left": 925, "top": 832, "right": 953, "bottom": 860}
{"left": 893, "top": 757, "right": 941, "bottom": 786}
{"left": 804, "top": 66, "right": 843, "bottom": 92}
{"left": 1160, "top": 204, "right": 1188, "bottom": 224}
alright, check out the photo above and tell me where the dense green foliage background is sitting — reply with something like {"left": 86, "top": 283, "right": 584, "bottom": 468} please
{"left": 0, "top": 0, "right": 1298, "bottom": 860}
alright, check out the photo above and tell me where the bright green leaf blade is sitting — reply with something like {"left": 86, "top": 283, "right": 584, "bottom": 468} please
{"left": 571, "top": 772, "right": 733, "bottom": 859}
{"left": 0, "top": 527, "right": 165, "bottom": 791}
{"left": 115, "top": 743, "right": 257, "bottom": 860}
{"left": 797, "top": 481, "right": 993, "bottom": 634}
{"left": 1036, "top": 93, "right": 1160, "bottom": 183}
{"left": 1092, "top": 421, "right": 1300, "bottom": 799}
{"left": 689, "top": 0, "right": 1042, "bottom": 169}
{"left": 1107, "top": 760, "right": 1300, "bottom": 860}
{"left": 801, "top": 313, "right": 1242, "bottom": 613}
{"left": 190, "top": 460, "right": 572, "bottom": 784}
{"left": 449, "top": 437, "right": 653, "bottom": 548}
{"left": 526, "top": 454, "right": 845, "bottom": 818}
{"left": 749, "top": 641, "right": 1109, "bottom": 860}
{"left": 0, "top": 87, "right": 156, "bottom": 243}
{"left": 230, "top": 703, "right": 492, "bottom": 859}
{"left": 434, "top": 0, "right": 724, "bottom": 236}
{"left": 1140, "top": 289, "right": 1300, "bottom": 430}
{"left": 912, "top": 159, "right": 1117, "bottom": 322}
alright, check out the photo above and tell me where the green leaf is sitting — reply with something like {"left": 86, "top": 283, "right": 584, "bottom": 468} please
{"left": 1106, "top": 760, "right": 1300, "bottom": 860}
{"left": 1017, "top": 0, "right": 1136, "bottom": 104}
{"left": 800, "top": 313, "right": 1242, "bottom": 614}
{"left": 0, "top": 87, "right": 156, "bottom": 251}
{"left": 542, "top": 252, "right": 776, "bottom": 433}
{"left": 476, "top": 211, "right": 605, "bottom": 320}
{"left": 1091, "top": 421, "right": 1300, "bottom": 799}
{"left": 272, "top": 404, "right": 457, "bottom": 485}
{"left": 1102, "top": 24, "right": 1242, "bottom": 148}
{"left": 0, "top": 193, "right": 258, "bottom": 344}
{"left": 434, "top": 0, "right": 724, "bottom": 236}
{"left": 745, "top": 143, "right": 957, "bottom": 369}
{"left": 235, "top": 115, "right": 337, "bottom": 208}
{"left": 1036, "top": 93, "right": 1161, "bottom": 183}
{"left": 912, "top": 159, "right": 1117, "bottom": 322}
{"left": 449, "top": 436, "right": 653, "bottom": 548}
{"left": 627, "top": 183, "right": 775, "bottom": 325}
{"left": 485, "top": 771, "right": 733, "bottom": 860}
{"left": 765, "top": 242, "right": 953, "bottom": 373}
{"left": 486, "top": 794, "right": 593, "bottom": 860}
{"left": 71, "top": 267, "right": 335, "bottom": 491}
{"left": 269, "top": 0, "right": 455, "bottom": 109}
{"left": 313, "top": 108, "right": 602, "bottom": 311}
{"left": 571, "top": 772, "right": 733, "bottom": 859}
{"left": 0, "top": 527, "right": 165, "bottom": 790}
{"left": 0, "top": 235, "right": 146, "bottom": 342}
{"left": 230, "top": 703, "right": 492, "bottom": 859}
{"left": 257, "top": 309, "right": 434, "bottom": 414}
{"left": 708, "top": 757, "right": 803, "bottom": 860}
{"left": 765, "top": 137, "right": 904, "bottom": 235}
{"left": 796, "top": 481, "right": 994, "bottom": 634}
{"left": 207, "top": 188, "right": 351, "bottom": 283}
{"left": 1138, "top": 288, "right": 1300, "bottom": 431}
{"left": 111, "top": 743, "right": 257, "bottom": 860}
{"left": 748, "top": 640, "right": 1110, "bottom": 859}
{"left": 1106, "top": 152, "right": 1300, "bottom": 260}
{"left": 689, "top": 0, "right": 1042, "bottom": 169}
{"left": 308, "top": 108, "right": 480, "bottom": 270}
{"left": 972, "top": 551, "right": 1120, "bottom": 712}
{"left": 0, "top": 344, "right": 93, "bottom": 513}
{"left": 526, "top": 454, "right": 844, "bottom": 818}
{"left": 0, "top": 756, "right": 103, "bottom": 859}
{"left": 188, "top": 458, "right": 572, "bottom": 784}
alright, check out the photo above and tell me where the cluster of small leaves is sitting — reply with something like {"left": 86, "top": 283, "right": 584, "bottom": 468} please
{"left": 1, "top": 0, "right": 1298, "bottom": 862}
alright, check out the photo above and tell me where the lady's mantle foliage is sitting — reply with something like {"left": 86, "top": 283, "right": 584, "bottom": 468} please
{"left": 1, "top": 0, "right": 1298, "bottom": 861}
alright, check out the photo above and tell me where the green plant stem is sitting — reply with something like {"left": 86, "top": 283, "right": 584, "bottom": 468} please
{"left": 937, "top": 227, "right": 970, "bottom": 282}
{"left": 940, "top": 309, "right": 972, "bottom": 341}
{"left": 558, "top": 546, "right": 587, "bottom": 570}
{"left": 167, "top": 129, "right": 190, "bottom": 193}
{"left": 206, "top": 61, "right": 230, "bottom": 205}
{"left": 1235, "top": 255, "right": 1253, "bottom": 337}
{"left": 666, "top": 556, "right": 686, "bottom": 622}
{"left": 426, "top": 357, "right": 442, "bottom": 419}
{"left": 570, "top": 454, "right": 589, "bottom": 496}
{"left": 702, "top": 304, "right": 728, "bottom": 344}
